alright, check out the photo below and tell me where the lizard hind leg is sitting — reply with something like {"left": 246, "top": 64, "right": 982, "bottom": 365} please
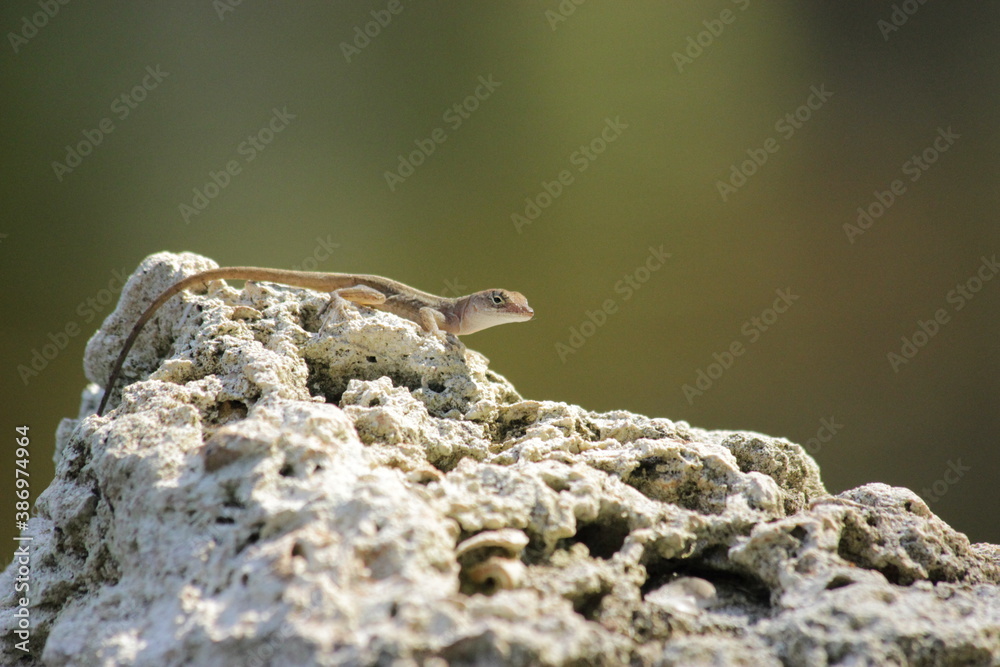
{"left": 319, "top": 285, "right": 387, "bottom": 331}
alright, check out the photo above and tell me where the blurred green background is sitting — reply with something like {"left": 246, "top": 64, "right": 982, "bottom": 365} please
{"left": 2, "top": 2, "right": 997, "bottom": 555}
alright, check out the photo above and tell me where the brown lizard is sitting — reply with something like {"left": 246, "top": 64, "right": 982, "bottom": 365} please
{"left": 96, "top": 267, "right": 534, "bottom": 415}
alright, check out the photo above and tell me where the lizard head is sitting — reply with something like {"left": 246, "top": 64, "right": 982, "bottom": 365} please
{"left": 458, "top": 289, "right": 534, "bottom": 334}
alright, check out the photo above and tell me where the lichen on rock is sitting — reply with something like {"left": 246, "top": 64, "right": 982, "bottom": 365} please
{"left": 2, "top": 252, "right": 998, "bottom": 666}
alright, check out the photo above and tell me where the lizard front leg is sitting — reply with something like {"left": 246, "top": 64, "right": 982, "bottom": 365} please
{"left": 419, "top": 306, "right": 460, "bottom": 346}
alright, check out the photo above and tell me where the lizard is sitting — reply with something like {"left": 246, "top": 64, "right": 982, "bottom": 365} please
{"left": 96, "top": 267, "right": 534, "bottom": 416}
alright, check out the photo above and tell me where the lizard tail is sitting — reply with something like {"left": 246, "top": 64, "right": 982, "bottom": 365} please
{"left": 97, "top": 267, "right": 340, "bottom": 415}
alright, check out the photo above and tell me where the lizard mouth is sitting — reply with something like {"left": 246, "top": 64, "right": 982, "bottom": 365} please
{"left": 509, "top": 303, "right": 533, "bottom": 320}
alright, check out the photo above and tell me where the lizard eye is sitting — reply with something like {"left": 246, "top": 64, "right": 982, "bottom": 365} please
{"left": 491, "top": 292, "right": 505, "bottom": 305}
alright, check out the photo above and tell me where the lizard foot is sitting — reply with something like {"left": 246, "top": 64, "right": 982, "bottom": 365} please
{"left": 319, "top": 293, "right": 359, "bottom": 331}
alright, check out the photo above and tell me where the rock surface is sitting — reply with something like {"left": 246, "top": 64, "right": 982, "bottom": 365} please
{"left": 2, "top": 252, "right": 998, "bottom": 666}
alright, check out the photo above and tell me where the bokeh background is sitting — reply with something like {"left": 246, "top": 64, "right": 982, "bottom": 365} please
{"left": 2, "top": 2, "right": 997, "bottom": 553}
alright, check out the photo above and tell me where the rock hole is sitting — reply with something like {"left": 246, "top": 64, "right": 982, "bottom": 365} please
{"left": 466, "top": 573, "right": 502, "bottom": 597}
{"left": 542, "top": 477, "right": 570, "bottom": 493}
{"left": 572, "top": 587, "right": 609, "bottom": 621}
{"left": 878, "top": 563, "right": 903, "bottom": 585}
{"left": 236, "top": 525, "right": 263, "bottom": 555}
{"left": 573, "top": 419, "right": 601, "bottom": 442}
{"left": 927, "top": 567, "right": 950, "bottom": 584}
{"left": 366, "top": 356, "right": 377, "bottom": 363}
{"left": 837, "top": 527, "right": 912, "bottom": 585}
{"left": 291, "top": 542, "right": 305, "bottom": 559}
{"left": 840, "top": 532, "right": 908, "bottom": 585}
{"left": 221, "top": 483, "right": 245, "bottom": 509}
{"left": 493, "top": 415, "right": 533, "bottom": 442}
{"left": 624, "top": 455, "right": 715, "bottom": 512}
{"left": 427, "top": 381, "right": 446, "bottom": 393}
{"left": 825, "top": 575, "right": 855, "bottom": 590}
{"left": 305, "top": 361, "right": 426, "bottom": 408}
{"left": 215, "top": 516, "right": 235, "bottom": 525}
{"left": 641, "top": 556, "right": 771, "bottom": 609}
{"left": 279, "top": 463, "right": 295, "bottom": 477}
{"left": 213, "top": 399, "right": 248, "bottom": 425}
{"left": 790, "top": 525, "right": 808, "bottom": 541}
{"left": 574, "top": 520, "right": 628, "bottom": 560}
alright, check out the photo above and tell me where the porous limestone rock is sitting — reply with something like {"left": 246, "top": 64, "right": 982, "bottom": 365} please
{"left": 2, "top": 252, "right": 998, "bottom": 666}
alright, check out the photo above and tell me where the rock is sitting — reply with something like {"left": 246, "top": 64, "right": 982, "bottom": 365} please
{"left": 2, "top": 252, "right": 998, "bottom": 666}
